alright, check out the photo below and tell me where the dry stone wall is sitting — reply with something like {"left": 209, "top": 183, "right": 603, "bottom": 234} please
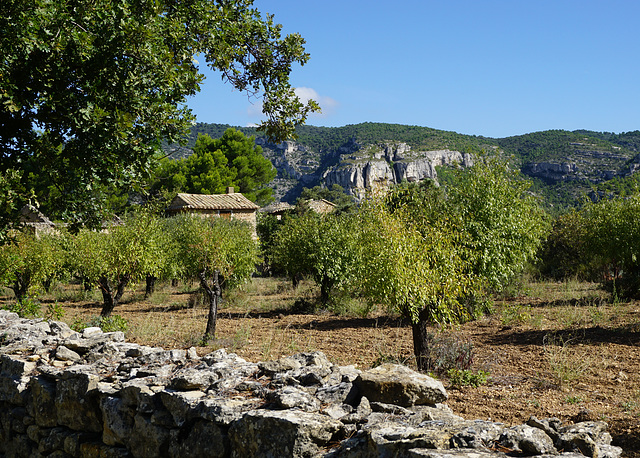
{"left": 0, "top": 310, "right": 623, "bottom": 457}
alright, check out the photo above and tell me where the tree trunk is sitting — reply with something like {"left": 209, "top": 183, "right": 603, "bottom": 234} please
{"left": 145, "top": 275, "right": 157, "bottom": 299}
{"left": 320, "top": 280, "right": 330, "bottom": 305}
{"left": 411, "top": 308, "right": 434, "bottom": 372}
{"left": 201, "top": 270, "right": 222, "bottom": 344}
{"left": 99, "top": 275, "right": 130, "bottom": 317}
{"left": 10, "top": 272, "right": 30, "bottom": 303}
{"left": 42, "top": 277, "right": 53, "bottom": 293}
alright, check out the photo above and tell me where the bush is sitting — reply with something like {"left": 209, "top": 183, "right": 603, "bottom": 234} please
{"left": 72, "top": 315, "right": 129, "bottom": 333}
{"left": 422, "top": 332, "right": 475, "bottom": 375}
{"left": 2, "top": 296, "right": 41, "bottom": 318}
{"left": 447, "top": 368, "right": 489, "bottom": 387}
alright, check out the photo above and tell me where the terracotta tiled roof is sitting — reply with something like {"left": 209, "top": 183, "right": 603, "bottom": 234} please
{"left": 168, "top": 193, "right": 259, "bottom": 212}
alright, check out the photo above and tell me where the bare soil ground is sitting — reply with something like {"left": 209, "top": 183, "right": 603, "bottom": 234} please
{"left": 2, "top": 278, "right": 640, "bottom": 456}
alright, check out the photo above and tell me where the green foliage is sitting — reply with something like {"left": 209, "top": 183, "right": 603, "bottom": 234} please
{"left": 357, "top": 200, "right": 475, "bottom": 325}
{"left": 0, "top": 230, "right": 67, "bottom": 302}
{"left": 44, "top": 302, "right": 65, "bottom": 321}
{"left": 65, "top": 212, "right": 170, "bottom": 315}
{"left": 153, "top": 128, "right": 277, "bottom": 205}
{"left": 0, "top": 169, "right": 31, "bottom": 244}
{"left": 538, "top": 210, "right": 592, "bottom": 280}
{"left": 493, "top": 130, "right": 627, "bottom": 163}
{"left": 271, "top": 213, "right": 362, "bottom": 304}
{"left": 256, "top": 212, "right": 282, "bottom": 273}
{"left": 448, "top": 155, "right": 550, "bottom": 292}
{"left": 385, "top": 156, "right": 549, "bottom": 297}
{"left": 581, "top": 194, "right": 640, "bottom": 297}
{"left": 1, "top": 0, "right": 317, "bottom": 230}
{"left": 447, "top": 368, "right": 489, "bottom": 388}
{"left": 168, "top": 214, "right": 259, "bottom": 288}
{"left": 2, "top": 296, "right": 41, "bottom": 318}
{"left": 73, "top": 315, "right": 128, "bottom": 333}
{"left": 539, "top": 193, "right": 640, "bottom": 297}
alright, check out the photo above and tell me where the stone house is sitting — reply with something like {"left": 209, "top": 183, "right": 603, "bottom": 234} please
{"left": 306, "top": 199, "right": 336, "bottom": 215}
{"left": 166, "top": 188, "right": 259, "bottom": 235}
{"left": 19, "top": 205, "right": 56, "bottom": 237}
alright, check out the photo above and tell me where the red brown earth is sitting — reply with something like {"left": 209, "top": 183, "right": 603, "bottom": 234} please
{"left": 3, "top": 278, "right": 639, "bottom": 456}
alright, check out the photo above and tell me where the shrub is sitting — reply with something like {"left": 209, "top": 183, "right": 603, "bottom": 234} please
{"left": 72, "top": 315, "right": 129, "bottom": 333}
{"left": 447, "top": 368, "right": 489, "bottom": 387}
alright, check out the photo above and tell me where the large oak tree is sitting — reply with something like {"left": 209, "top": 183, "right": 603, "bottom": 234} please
{"left": 0, "top": 0, "right": 317, "bottom": 233}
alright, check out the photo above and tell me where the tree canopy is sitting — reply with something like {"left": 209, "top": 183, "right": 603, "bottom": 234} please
{"left": 152, "top": 128, "right": 277, "bottom": 205}
{"left": 0, "top": 0, "right": 318, "bottom": 234}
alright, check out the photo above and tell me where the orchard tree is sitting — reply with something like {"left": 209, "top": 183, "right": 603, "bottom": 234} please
{"left": 357, "top": 202, "right": 478, "bottom": 371}
{"left": 66, "top": 213, "right": 168, "bottom": 316}
{"left": 447, "top": 156, "right": 549, "bottom": 292}
{"left": 538, "top": 210, "right": 592, "bottom": 280}
{"left": 167, "top": 215, "right": 259, "bottom": 343}
{"left": 364, "top": 156, "right": 548, "bottom": 370}
{"left": 0, "top": 0, "right": 318, "bottom": 230}
{"left": 270, "top": 213, "right": 362, "bottom": 304}
{"left": 580, "top": 194, "right": 640, "bottom": 297}
{"left": 0, "top": 230, "right": 66, "bottom": 302}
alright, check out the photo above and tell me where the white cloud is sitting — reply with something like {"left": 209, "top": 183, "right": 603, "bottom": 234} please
{"left": 246, "top": 87, "right": 338, "bottom": 119}
{"left": 295, "top": 87, "right": 338, "bottom": 117}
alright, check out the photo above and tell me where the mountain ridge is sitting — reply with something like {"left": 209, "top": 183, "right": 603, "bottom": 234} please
{"left": 165, "top": 122, "right": 640, "bottom": 211}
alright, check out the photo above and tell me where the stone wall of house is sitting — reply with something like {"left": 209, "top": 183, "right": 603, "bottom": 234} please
{"left": 228, "top": 209, "right": 257, "bottom": 230}
{"left": 0, "top": 310, "right": 622, "bottom": 457}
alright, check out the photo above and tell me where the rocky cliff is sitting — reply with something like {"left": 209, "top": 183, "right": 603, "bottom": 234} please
{"left": 0, "top": 310, "right": 623, "bottom": 457}
{"left": 521, "top": 146, "right": 631, "bottom": 184}
{"left": 259, "top": 139, "right": 473, "bottom": 201}
{"left": 322, "top": 143, "right": 472, "bottom": 199}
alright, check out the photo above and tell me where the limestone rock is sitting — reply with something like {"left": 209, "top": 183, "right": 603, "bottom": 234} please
{"left": 55, "top": 368, "right": 102, "bottom": 432}
{"left": 499, "top": 424, "right": 557, "bottom": 455}
{"left": 229, "top": 409, "right": 343, "bottom": 458}
{"left": 55, "top": 345, "right": 81, "bottom": 362}
{"left": 355, "top": 363, "right": 447, "bottom": 406}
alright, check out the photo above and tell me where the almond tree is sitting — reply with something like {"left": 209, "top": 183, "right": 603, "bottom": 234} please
{"left": 167, "top": 215, "right": 259, "bottom": 343}
{"left": 66, "top": 212, "right": 167, "bottom": 316}
{"left": 0, "top": 231, "right": 66, "bottom": 303}
{"left": 270, "top": 213, "right": 362, "bottom": 304}
{"left": 1, "top": 0, "right": 318, "bottom": 232}
{"left": 358, "top": 155, "right": 548, "bottom": 371}
{"left": 357, "top": 201, "right": 477, "bottom": 371}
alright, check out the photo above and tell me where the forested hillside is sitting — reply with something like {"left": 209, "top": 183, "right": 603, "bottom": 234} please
{"left": 166, "top": 122, "right": 640, "bottom": 212}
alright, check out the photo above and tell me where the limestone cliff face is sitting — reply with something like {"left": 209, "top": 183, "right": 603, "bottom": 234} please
{"left": 258, "top": 139, "right": 472, "bottom": 201}
{"left": 323, "top": 143, "right": 471, "bottom": 198}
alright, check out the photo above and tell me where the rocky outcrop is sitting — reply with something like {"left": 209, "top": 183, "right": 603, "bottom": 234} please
{"left": 522, "top": 162, "right": 579, "bottom": 180}
{"left": 0, "top": 310, "right": 622, "bottom": 457}
{"left": 323, "top": 143, "right": 472, "bottom": 199}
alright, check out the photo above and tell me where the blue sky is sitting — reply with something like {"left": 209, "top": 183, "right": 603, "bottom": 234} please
{"left": 187, "top": 0, "right": 640, "bottom": 138}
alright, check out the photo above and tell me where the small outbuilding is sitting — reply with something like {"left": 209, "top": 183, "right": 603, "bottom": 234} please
{"left": 259, "top": 202, "right": 294, "bottom": 220}
{"left": 166, "top": 188, "right": 260, "bottom": 234}
{"left": 306, "top": 199, "right": 336, "bottom": 215}
{"left": 19, "top": 205, "right": 56, "bottom": 236}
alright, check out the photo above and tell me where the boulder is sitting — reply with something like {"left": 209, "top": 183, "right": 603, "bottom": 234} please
{"left": 355, "top": 363, "right": 447, "bottom": 406}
